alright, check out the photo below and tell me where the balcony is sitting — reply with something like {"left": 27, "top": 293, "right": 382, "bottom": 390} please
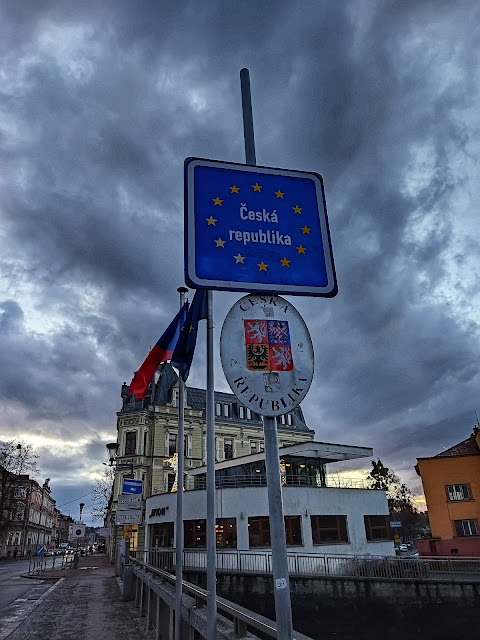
{"left": 187, "top": 474, "right": 368, "bottom": 491}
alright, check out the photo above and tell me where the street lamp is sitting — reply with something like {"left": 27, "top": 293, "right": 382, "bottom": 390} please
{"left": 106, "top": 442, "right": 119, "bottom": 466}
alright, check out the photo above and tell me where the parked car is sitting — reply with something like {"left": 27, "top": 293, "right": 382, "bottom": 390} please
{"left": 399, "top": 544, "right": 409, "bottom": 552}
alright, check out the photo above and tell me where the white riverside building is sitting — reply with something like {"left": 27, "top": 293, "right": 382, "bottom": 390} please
{"left": 145, "top": 441, "right": 395, "bottom": 558}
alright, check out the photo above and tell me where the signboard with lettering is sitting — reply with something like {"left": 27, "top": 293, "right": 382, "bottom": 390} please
{"left": 220, "top": 294, "right": 314, "bottom": 417}
{"left": 118, "top": 494, "right": 142, "bottom": 509}
{"left": 116, "top": 510, "right": 142, "bottom": 525}
{"left": 122, "top": 478, "right": 143, "bottom": 495}
{"left": 185, "top": 158, "right": 337, "bottom": 297}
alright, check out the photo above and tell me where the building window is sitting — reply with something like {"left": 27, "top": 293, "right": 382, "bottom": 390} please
{"left": 454, "top": 519, "right": 478, "bottom": 537}
{"left": 143, "top": 431, "right": 148, "bottom": 455}
{"left": 259, "top": 441, "right": 265, "bottom": 452}
{"left": 167, "top": 473, "right": 176, "bottom": 492}
{"left": 446, "top": 484, "right": 472, "bottom": 501}
{"left": 215, "top": 403, "right": 222, "bottom": 416}
{"left": 364, "top": 515, "right": 391, "bottom": 541}
{"left": 216, "top": 518, "right": 237, "bottom": 548}
{"left": 311, "top": 515, "right": 348, "bottom": 544}
{"left": 246, "top": 408, "right": 252, "bottom": 420}
{"left": 125, "top": 432, "right": 137, "bottom": 455}
{"left": 279, "top": 414, "right": 293, "bottom": 426}
{"left": 224, "top": 439, "right": 234, "bottom": 460}
{"left": 168, "top": 433, "right": 188, "bottom": 457}
{"left": 14, "top": 487, "right": 27, "bottom": 499}
{"left": 285, "top": 516, "right": 303, "bottom": 546}
{"left": 250, "top": 441, "right": 258, "bottom": 455}
{"left": 184, "top": 519, "right": 206, "bottom": 548}
{"left": 239, "top": 405, "right": 245, "bottom": 419}
{"left": 248, "top": 516, "right": 271, "bottom": 547}
{"left": 223, "top": 404, "right": 230, "bottom": 417}
{"left": 151, "top": 522, "right": 174, "bottom": 547}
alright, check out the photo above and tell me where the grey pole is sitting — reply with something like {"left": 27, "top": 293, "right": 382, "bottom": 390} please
{"left": 240, "top": 68, "right": 294, "bottom": 640}
{"left": 263, "top": 416, "right": 293, "bottom": 640}
{"left": 206, "top": 289, "right": 217, "bottom": 640}
{"left": 175, "top": 286, "right": 188, "bottom": 640}
{"left": 240, "top": 68, "right": 256, "bottom": 165}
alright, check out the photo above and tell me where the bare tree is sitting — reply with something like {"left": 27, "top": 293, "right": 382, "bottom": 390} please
{"left": 90, "top": 467, "right": 114, "bottom": 521}
{"left": 0, "top": 440, "right": 39, "bottom": 545}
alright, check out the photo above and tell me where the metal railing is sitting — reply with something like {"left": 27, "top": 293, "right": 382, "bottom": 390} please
{"left": 127, "top": 552, "right": 313, "bottom": 640}
{"left": 189, "top": 474, "right": 368, "bottom": 490}
{"left": 133, "top": 548, "right": 480, "bottom": 582}
{"left": 27, "top": 553, "right": 75, "bottom": 575}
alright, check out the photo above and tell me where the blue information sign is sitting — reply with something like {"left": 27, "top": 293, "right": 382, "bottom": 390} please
{"left": 185, "top": 158, "right": 337, "bottom": 297}
{"left": 122, "top": 478, "right": 143, "bottom": 495}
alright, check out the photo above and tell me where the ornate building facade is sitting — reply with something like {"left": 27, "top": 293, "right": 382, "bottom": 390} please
{"left": 108, "top": 363, "right": 314, "bottom": 551}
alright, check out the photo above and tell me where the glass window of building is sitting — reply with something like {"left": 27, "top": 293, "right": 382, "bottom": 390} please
{"left": 454, "top": 519, "right": 478, "bottom": 536}
{"left": 246, "top": 408, "right": 252, "bottom": 420}
{"left": 223, "top": 404, "right": 230, "bottom": 417}
{"left": 125, "top": 431, "right": 137, "bottom": 455}
{"left": 168, "top": 433, "right": 176, "bottom": 456}
{"left": 284, "top": 516, "right": 303, "bottom": 546}
{"left": 446, "top": 484, "right": 471, "bottom": 501}
{"left": 216, "top": 518, "right": 237, "bottom": 548}
{"left": 364, "top": 515, "right": 391, "bottom": 541}
{"left": 250, "top": 441, "right": 257, "bottom": 454}
{"left": 184, "top": 519, "right": 206, "bottom": 548}
{"left": 151, "top": 522, "right": 174, "bottom": 547}
{"left": 248, "top": 516, "right": 271, "bottom": 547}
{"left": 239, "top": 405, "right": 245, "bottom": 419}
{"left": 311, "top": 515, "right": 349, "bottom": 543}
{"left": 224, "top": 438, "right": 234, "bottom": 460}
{"left": 215, "top": 403, "right": 222, "bottom": 416}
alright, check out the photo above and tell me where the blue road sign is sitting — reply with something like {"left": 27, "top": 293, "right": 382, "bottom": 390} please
{"left": 37, "top": 545, "right": 45, "bottom": 556}
{"left": 185, "top": 158, "right": 337, "bottom": 297}
{"left": 122, "top": 478, "right": 143, "bottom": 494}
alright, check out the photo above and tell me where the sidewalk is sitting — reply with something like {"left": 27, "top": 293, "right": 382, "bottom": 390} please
{"left": 1, "top": 553, "right": 155, "bottom": 640}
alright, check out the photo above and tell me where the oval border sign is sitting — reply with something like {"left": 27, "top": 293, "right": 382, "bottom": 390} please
{"left": 220, "top": 294, "right": 314, "bottom": 417}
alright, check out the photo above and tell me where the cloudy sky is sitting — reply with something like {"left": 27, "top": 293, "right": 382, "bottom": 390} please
{"left": 1, "top": 0, "right": 479, "bottom": 525}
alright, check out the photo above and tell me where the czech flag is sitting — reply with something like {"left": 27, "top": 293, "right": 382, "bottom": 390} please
{"left": 129, "top": 302, "right": 188, "bottom": 399}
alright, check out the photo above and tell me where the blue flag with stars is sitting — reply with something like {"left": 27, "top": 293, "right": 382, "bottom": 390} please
{"left": 171, "top": 289, "right": 208, "bottom": 381}
{"left": 184, "top": 158, "right": 337, "bottom": 297}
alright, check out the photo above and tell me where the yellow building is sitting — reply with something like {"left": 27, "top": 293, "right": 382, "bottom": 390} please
{"left": 416, "top": 427, "right": 480, "bottom": 556}
{"left": 107, "top": 363, "right": 314, "bottom": 552}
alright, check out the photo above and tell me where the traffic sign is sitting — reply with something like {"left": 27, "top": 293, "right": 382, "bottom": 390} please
{"left": 390, "top": 521, "right": 402, "bottom": 528}
{"left": 122, "top": 478, "right": 143, "bottom": 494}
{"left": 220, "top": 294, "right": 314, "bottom": 417}
{"left": 185, "top": 158, "right": 337, "bottom": 297}
{"left": 37, "top": 545, "right": 45, "bottom": 556}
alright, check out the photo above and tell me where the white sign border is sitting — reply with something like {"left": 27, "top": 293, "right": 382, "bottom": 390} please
{"left": 185, "top": 157, "right": 337, "bottom": 297}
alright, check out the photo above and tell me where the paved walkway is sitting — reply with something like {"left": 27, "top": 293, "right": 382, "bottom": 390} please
{"left": 0, "top": 553, "right": 155, "bottom": 640}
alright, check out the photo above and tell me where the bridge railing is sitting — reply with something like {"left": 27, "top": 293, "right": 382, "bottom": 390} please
{"left": 127, "top": 554, "right": 313, "bottom": 640}
{"left": 131, "top": 548, "right": 480, "bottom": 582}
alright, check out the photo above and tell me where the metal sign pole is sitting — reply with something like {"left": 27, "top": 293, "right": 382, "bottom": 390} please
{"left": 206, "top": 289, "right": 217, "bottom": 640}
{"left": 240, "top": 68, "right": 294, "bottom": 640}
{"left": 175, "top": 287, "right": 188, "bottom": 640}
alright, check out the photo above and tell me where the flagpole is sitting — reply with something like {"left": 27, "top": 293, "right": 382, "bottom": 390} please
{"left": 240, "top": 68, "right": 294, "bottom": 640}
{"left": 206, "top": 288, "right": 217, "bottom": 640}
{"left": 175, "top": 286, "right": 188, "bottom": 640}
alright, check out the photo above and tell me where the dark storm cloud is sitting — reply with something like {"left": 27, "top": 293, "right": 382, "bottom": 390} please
{"left": 1, "top": 0, "right": 479, "bottom": 512}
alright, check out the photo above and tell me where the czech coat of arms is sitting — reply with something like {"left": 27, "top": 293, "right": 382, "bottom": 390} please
{"left": 244, "top": 319, "right": 293, "bottom": 371}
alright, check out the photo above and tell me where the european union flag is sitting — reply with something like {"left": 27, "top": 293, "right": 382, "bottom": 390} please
{"left": 171, "top": 289, "right": 208, "bottom": 381}
{"left": 185, "top": 157, "right": 337, "bottom": 297}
